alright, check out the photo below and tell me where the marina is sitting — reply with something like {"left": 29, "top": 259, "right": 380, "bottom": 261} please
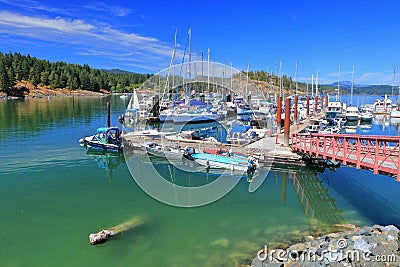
{"left": 2, "top": 1, "right": 400, "bottom": 265}
{"left": 2, "top": 94, "right": 400, "bottom": 266}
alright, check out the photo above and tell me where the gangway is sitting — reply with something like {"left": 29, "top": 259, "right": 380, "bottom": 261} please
{"left": 292, "top": 133, "right": 400, "bottom": 181}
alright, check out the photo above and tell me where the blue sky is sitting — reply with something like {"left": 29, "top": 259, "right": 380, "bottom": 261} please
{"left": 0, "top": 0, "right": 399, "bottom": 85}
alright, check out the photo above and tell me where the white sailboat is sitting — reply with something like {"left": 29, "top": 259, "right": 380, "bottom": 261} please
{"left": 124, "top": 89, "right": 140, "bottom": 121}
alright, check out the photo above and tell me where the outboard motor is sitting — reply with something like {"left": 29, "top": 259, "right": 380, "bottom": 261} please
{"left": 183, "top": 147, "right": 196, "bottom": 160}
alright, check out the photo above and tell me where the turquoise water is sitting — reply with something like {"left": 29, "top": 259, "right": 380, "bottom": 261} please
{"left": 1, "top": 95, "right": 400, "bottom": 266}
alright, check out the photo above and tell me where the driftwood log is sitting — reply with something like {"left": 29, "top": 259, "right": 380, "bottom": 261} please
{"left": 89, "top": 217, "right": 144, "bottom": 245}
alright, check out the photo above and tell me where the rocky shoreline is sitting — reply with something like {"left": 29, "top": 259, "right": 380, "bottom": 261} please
{"left": 0, "top": 82, "right": 110, "bottom": 99}
{"left": 251, "top": 224, "right": 400, "bottom": 267}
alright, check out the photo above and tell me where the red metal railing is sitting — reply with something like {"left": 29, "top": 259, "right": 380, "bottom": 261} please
{"left": 292, "top": 133, "right": 400, "bottom": 181}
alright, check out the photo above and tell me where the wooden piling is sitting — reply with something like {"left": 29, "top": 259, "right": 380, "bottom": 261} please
{"left": 306, "top": 96, "right": 310, "bottom": 119}
{"left": 277, "top": 96, "right": 282, "bottom": 133}
{"left": 107, "top": 102, "right": 111, "bottom": 128}
{"left": 294, "top": 95, "right": 298, "bottom": 124}
{"left": 321, "top": 96, "right": 324, "bottom": 111}
{"left": 284, "top": 97, "right": 290, "bottom": 146}
{"left": 314, "top": 96, "right": 318, "bottom": 114}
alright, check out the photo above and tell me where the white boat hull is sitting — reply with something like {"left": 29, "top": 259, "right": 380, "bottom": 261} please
{"left": 172, "top": 113, "right": 220, "bottom": 123}
{"left": 346, "top": 115, "right": 359, "bottom": 121}
{"left": 81, "top": 136, "right": 122, "bottom": 151}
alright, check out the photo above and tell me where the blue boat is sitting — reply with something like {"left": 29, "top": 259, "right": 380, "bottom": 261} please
{"left": 190, "top": 151, "right": 258, "bottom": 171}
{"left": 79, "top": 127, "right": 123, "bottom": 151}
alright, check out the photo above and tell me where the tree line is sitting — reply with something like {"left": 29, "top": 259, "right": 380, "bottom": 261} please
{"left": 0, "top": 52, "right": 150, "bottom": 93}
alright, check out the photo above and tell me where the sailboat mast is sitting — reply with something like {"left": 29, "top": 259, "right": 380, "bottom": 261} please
{"left": 295, "top": 60, "right": 298, "bottom": 95}
{"left": 230, "top": 62, "right": 233, "bottom": 100}
{"left": 245, "top": 63, "right": 250, "bottom": 101}
{"left": 337, "top": 64, "right": 340, "bottom": 102}
{"left": 187, "top": 27, "right": 192, "bottom": 97}
{"left": 207, "top": 48, "right": 210, "bottom": 95}
{"left": 392, "top": 64, "right": 396, "bottom": 98}
{"left": 316, "top": 71, "right": 319, "bottom": 97}
{"left": 351, "top": 65, "right": 354, "bottom": 106}
{"left": 306, "top": 72, "right": 309, "bottom": 96}
{"left": 311, "top": 74, "right": 314, "bottom": 97}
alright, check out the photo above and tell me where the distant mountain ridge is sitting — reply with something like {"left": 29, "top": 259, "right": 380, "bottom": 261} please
{"left": 323, "top": 81, "right": 396, "bottom": 95}
{"left": 328, "top": 81, "right": 369, "bottom": 89}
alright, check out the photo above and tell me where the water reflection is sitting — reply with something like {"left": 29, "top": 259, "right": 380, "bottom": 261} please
{"left": 125, "top": 148, "right": 346, "bottom": 234}
{"left": 86, "top": 148, "right": 125, "bottom": 180}
{"left": 0, "top": 96, "right": 117, "bottom": 141}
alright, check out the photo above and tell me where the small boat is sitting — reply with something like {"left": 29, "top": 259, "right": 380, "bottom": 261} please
{"left": 345, "top": 106, "right": 360, "bottom": 121}
{"left": 141, "top": 142, "right": 183, "bottom": 158}
{"left": 120, "top": 93, "right": 130, "bottom": 99}
{"left": 304, "top": 120, "right": 323, "bottom": 134}
{"left": 187, "top": 150, "right": 259, "bottom": 172}
{"left": 79, "top": 127, "right": 123, "bottom": 151}
{"left": 123, "top": 129, "right": 176, "bottom": 139}
{"left": 326, "top": 159, "right": 341, "bottom": 168}
{"left": 390, "top": 108, "right": 400, "bottom": 119}
{"left": 171, "top": 110, "right": 220, "bottom": 123}
{"left": 326, "top": 101, "right": 345, "bottom": 118}
{"left": 227, "top": 125, "right": 257, "bottom": 145}
{"left": 360, "top": 111, "right": 373, "bottom": 122}
{"left": 318, "top": 126, "right": 341, "bottom": 134}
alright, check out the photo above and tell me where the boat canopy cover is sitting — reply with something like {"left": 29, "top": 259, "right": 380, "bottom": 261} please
{"left": 189, "top": 99, "right": 206, "bottom": 106}
{"left": 96, "top": 127, "right": 120, "bottom": 133}
{"left": 230, "top": 125, "right": 251, "bottom": 135}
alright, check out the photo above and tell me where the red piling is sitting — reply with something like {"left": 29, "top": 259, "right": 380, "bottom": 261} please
{"left": 321, "top": 96, "right": 324, "bottom": 111}
{"left": 294, "top": 95, "right": 298, "bottom": 124}
{"left": 284, "top": 97, "right": 291, "bottom": 146}
{"left": 277, "top": 96, "right": 282, "bottom": 133}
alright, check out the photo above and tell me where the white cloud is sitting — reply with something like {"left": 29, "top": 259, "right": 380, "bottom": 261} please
{"left": 82, "top": 2, "right": 132, "bottom": 17}
{"left": 357, "top": 71, "right": 396, "bottom": 85}
{"left": 0, "top": 11, "right": 175, "bottom": 71}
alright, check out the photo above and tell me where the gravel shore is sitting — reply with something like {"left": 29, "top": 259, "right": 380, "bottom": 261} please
{"left": 251, "top": 224, "right": 400, "bottom": 267}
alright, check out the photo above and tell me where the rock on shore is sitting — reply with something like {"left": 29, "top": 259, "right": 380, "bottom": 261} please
{"left": 3, "top": 81, "right": 110, "bottom": 98}
{"left": 252, "top": 224, "right": 400, "bottom": 267}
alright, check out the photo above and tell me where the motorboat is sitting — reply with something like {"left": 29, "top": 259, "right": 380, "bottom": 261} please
{"left": 123, "top": 129, "right": 176, "bottom": 139}
{"left": 79, "top": 127, "right": 123, "bottom": 151}
{"left": 141, "top": 142, "right": 183, "bottom": 158}
{"left": 345, "top": 106, "right": 360, "bottom": 121}
{"left": 326, "top": 101, "right": 345, "bottom": 118}
{"left": 360, "top": 110, "right": 373, "bottom": 122}
{"left": 227, "top": 125, "right": 257, "bottom": 145}
{"left": 187, "top": 150, "right": 259, "bottom": 172}
{"left": 171, "top": 110, "right": 220, "bottom": 123}
{"left": 304, "top": 120, "right": 323, "bottom": 134}
{"left": 318, "top": 126, "right": 341, "bottom": 134}
{"left": 373, "top": 96, "right": 392, "bottom": 114}
{"left": 390, "top": 108, "right": 400, "bottom": 119}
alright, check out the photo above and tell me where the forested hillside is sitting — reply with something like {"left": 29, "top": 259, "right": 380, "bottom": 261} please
{"left": 0, "top": 52, "right": 150, "bottom": 93}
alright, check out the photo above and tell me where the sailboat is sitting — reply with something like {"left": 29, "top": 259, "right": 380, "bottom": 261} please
{"left": 390, "top": 66, "right": 400, "bottom": 120}
{"left": 326, "top": 65, "right": 346, "bottom": 118}
{"left": 345, "top": 66, "right": 360, "bottom": 121}
{"left": 124, "top": 89, "right": 140, "bottom": 122}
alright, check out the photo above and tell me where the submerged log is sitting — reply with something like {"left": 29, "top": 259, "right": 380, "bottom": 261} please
{"left": 89, "top": 216, "right": 144, "bottom": 245}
